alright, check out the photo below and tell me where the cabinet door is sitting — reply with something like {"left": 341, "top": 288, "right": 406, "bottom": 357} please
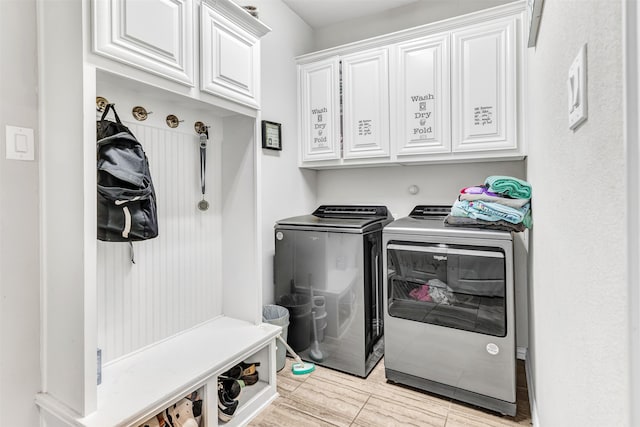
{"left": 395, "top": 34, "right": 450, "bottom": 155}
{"left": 298, "top": 57, "right": 341, "bottom": 162}
{"left": 201, "top": 2, "right": 260, "bottom": 108}
{"left": 92, "top": 0, "right": 194, "bottom": 86}
{"left": 452, "top": 18, "right": 517, "bottom": 152}
{"left": 342, "top": 48, "right": 390, "bottom": 159}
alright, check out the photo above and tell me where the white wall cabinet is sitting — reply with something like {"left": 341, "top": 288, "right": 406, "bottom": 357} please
{"left": 200, "top": 1, "right": 261, "bottom": 108}
{"left": 394, "top": 34, "right": 450, "bottom": 156}
{"left": 36, "top": 1, "right": 279, "bottom": 426}
{"left": 452, "top": 17, "right": 516, "bottom": 153}
{"left": 342, "top": 48, "right": 390, "bottom": 159}
{"left": 93, "top": 0, "right": 195, "bottom": 87}
{"left": 298, "top": 49, "right": 391, "bottom": 165}
{"left": 296, "top": 2, "right": 525, "bottom": 168}
{"left": 298, "top": 56, "right": 341, "bottom": 162}
{"left": 92, "top": 0, "right": 269, "bottom": 111}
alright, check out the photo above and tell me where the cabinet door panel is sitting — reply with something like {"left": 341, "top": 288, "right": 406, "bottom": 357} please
{"left": 396, "top": 34, "right": 450, "bottom": 155}
{"left": 452, "top": 18, "right": 516, "bottom": 152}
{"left": 93, "top": 0, "right": 194, "bottom": 86}
{"left": 342, "top": 48, "right": 390, "bottom": 159}
{"left": 201, "top": 3, "right": 259, "bottom": 107}
{"left": 299, "top": 58, "right": 341, "bottom": 162}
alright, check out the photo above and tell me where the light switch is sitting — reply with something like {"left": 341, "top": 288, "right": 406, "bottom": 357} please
{"left": 14, "top": 134, "right": 28, "bottom": 153}
{"left": 568, "top": 44, "right": 587, "bottom": 130}
{"left": 6, "top": 125, "right": 35, "bottom": 161}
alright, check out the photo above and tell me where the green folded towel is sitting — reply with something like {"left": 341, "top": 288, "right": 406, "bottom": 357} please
{"left": 485, "top": 175, "right": 532, "bottom": 199}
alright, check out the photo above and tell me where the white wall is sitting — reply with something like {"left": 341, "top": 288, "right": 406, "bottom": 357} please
{"left": 0, "top": 1, "right": 41, "bottom": 426}
{"left": 625, "top": 2, "right": 640, "bottom": 425}
{"left": 312, "top": 0, "right": 513, "bottom": 50}
{"left": 250, "top": 0, "right": 317, "bottom": 305}
{"left": 526, "top": 0, "right": 628, "bottom": 425}
{"left": 316, "top": 161, "right": 526, "bottom": 219}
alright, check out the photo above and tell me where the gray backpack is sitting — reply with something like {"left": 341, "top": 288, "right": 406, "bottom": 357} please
{"left": 96, "top": 104, "right": 158, "bottom": 242}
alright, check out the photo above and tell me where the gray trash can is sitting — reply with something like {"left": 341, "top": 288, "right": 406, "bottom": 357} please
{"left": 276, "top": 294, "right": 311, "bottom": 352}
{"left": 263, "top": 305, "right": 290, "bottom": 372}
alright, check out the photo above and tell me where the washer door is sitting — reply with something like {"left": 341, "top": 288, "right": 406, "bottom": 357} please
{"left": 386, "top": 241, "right": 506, "bottom": 337}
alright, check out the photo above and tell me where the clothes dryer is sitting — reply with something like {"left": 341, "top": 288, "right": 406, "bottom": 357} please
{"left": 383, "top": 205, "right": 516, "bottom": 415}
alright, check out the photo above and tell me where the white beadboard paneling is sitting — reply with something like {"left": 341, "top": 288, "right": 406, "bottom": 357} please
{"left": 97, "top": 121, "right": 222, "bottom": 364}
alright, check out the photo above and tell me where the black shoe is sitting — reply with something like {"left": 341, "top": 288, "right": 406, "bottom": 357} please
{"left": 222, "top": 361, "right": 260, "bottom": 379}
{"left": 219, "top": 377, "right": 242, "bottom": 400}
{"left": 192, "top": 399, "right": 203, "bottom": 418}
{"left": 218, "top": 381, "right": 236, "bottom": 405}
{"left": 218, "top": 400, "right": 238, "bottom": 422}
{"left": 218, "top": 396, "right": 238, "bottom": 422}
{"left": 218, "top": 381, "right": 239, "bottom": 422}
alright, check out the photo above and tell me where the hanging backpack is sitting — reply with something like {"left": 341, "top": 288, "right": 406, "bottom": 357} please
{"left": 96, "top": 103, "right": 159, "bottom": 242}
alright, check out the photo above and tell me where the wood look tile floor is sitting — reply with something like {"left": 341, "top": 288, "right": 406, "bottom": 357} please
{"left": 249, "top": 357, "right": 531, "bottom": 427}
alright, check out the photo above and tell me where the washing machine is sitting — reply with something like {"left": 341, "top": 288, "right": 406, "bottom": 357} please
{"left": 274, "top": 205, "right": 393, "bottom": 377}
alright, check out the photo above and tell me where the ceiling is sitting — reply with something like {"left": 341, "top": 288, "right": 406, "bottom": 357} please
{"left": 281, "top": 0, "right": 421, "bottom": 29}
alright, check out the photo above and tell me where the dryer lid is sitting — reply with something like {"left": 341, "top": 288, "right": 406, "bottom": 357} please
{"left": 275, "top": 205, "right": 392, "bottom": 231}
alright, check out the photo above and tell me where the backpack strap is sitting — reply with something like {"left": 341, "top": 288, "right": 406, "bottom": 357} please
{"left": 100, "top": 103, "right": 122, "bottom": 124}
{"left": 129, "top": 241, "right": 136, "bottom": 264}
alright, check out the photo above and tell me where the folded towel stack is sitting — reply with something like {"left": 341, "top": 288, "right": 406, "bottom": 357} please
{"left": 447, "top": 175, "right": 532, "bottom": 232}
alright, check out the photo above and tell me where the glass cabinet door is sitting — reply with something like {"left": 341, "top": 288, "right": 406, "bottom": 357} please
{"left": 387, "top": 241, "right": 506, "bottom": 337}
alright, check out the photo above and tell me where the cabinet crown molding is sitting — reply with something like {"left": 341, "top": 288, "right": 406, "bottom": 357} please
{"left": 202, "top": 0, "right": 271, "bottom": 37}
{"left": 296, "top": 0, "right": 525, "bottom": 63}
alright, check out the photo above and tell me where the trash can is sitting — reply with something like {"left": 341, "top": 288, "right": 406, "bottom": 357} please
{"left": 262, "top": 304, "right": 289, "bottom": 372}
{"left": 276, "top": 294, "right": 312, "bottom": 352}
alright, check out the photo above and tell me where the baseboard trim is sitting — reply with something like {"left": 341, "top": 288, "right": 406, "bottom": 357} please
{"left": 524, "top": 350, "right": 540, "bottom": 427}
{"left": 516, "top": 346, "right": 527, "bottom": 360}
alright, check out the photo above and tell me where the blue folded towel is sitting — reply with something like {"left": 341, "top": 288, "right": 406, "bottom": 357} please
{"left": 451, "top": 199, "right": 531, "bottom": 226}
{"left": 485, "top": 175, "right": 532, "bottom": 199}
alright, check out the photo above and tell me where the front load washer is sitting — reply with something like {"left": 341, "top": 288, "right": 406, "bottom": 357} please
{"left": 383, "top": 205, "right": 516, "bottom": 416}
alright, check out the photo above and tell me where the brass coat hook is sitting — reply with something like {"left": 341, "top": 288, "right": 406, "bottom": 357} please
{"left": 166, "top": 114, "right": 184, "bottom": 128}
{"left": 194, "top": 121, "right": 210, "bottom": 135}
{"left": 96, "top": 96, "right": 109, "bottom": 112}
{"left": 132, "top": 106, "right": 153, "bottom": 121}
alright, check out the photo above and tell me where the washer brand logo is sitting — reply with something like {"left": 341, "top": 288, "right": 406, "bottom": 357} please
{"left": 434, "top": 255, "right": 447, "bottom": 261}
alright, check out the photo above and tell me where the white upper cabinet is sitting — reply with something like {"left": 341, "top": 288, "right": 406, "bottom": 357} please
{"left": 92, "top": 0, "right": 270, "bottom": 111}
{"left": 298, "top": 57, "right": 341, "bottom": 162}
{"left": 298, "top": 49, "right": 390, "bottom": 165}
{"left": 394, "top": 34, "right": 450, "bottom": 156}
{"left": 295, "top": 2, "right": 525, "bottom": 169}
{"left": 342, "top": 48, "right": 390, "bottom": 159}
{"left": 92, "top": 0, "right": 195, "bottom": 86}
{"left": 452, "top": 17, "right": 517, "bottom": 152}
{"left": 200, "top": 1, "right": 261, "bottom": 108}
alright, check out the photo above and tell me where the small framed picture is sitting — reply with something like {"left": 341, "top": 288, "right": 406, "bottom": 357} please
{"left": 262, "top": 120, "right": 282, "bottom": 151}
